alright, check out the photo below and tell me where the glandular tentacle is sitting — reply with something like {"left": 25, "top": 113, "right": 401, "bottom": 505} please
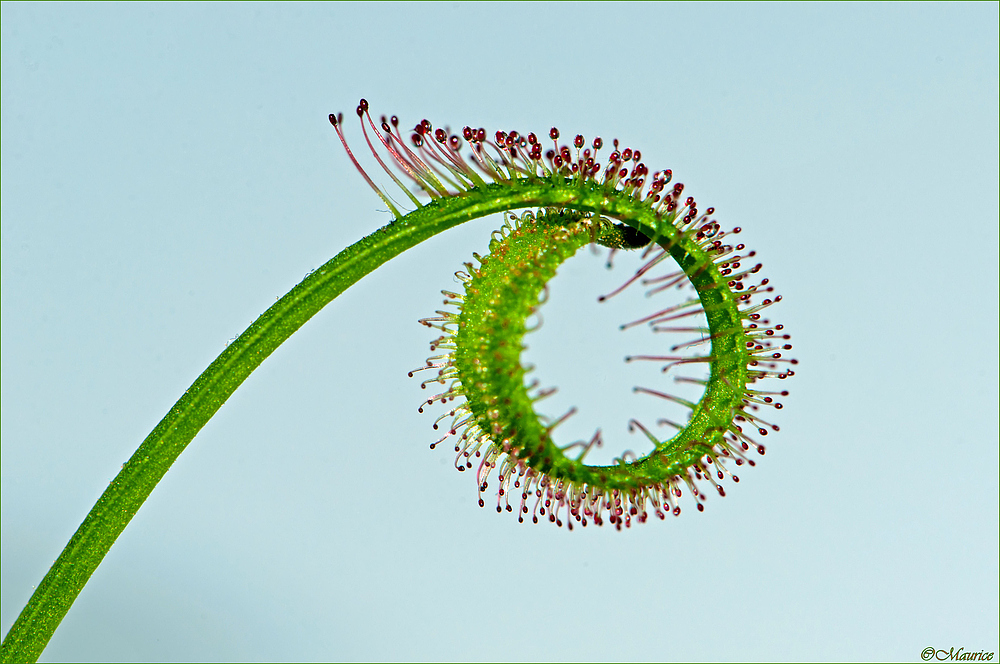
{"left": 330, "top": 99, "right": 794, "bottom": 529}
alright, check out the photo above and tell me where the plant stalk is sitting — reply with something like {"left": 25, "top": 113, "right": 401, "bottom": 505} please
{"left": 1, "top": 180, "right": 655, "bottom": 661}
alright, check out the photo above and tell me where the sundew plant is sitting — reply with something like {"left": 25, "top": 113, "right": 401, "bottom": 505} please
{"left": 1, "top": 99, "right": 794, "bottom": 661}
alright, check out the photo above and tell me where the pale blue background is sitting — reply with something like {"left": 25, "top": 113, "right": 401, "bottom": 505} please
{"left": 2, "top": 3, "right": 997, "bottom": 662}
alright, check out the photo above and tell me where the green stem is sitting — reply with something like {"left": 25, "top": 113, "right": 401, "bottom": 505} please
{"left": 4, "top": 180, "right": 664, "bottom": 662}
